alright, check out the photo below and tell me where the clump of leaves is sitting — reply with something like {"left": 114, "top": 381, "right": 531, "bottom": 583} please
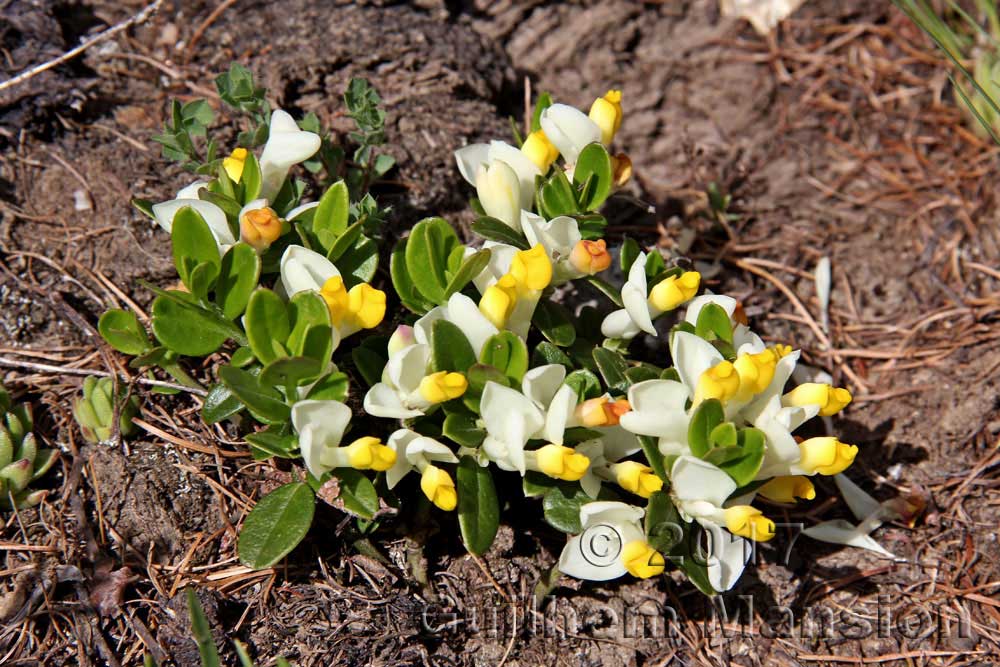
{"left": 73, "top": 376, "right": 140, "bottom": 444}
{"left": 0, "top": 385, "right": 59, "bottom": 509}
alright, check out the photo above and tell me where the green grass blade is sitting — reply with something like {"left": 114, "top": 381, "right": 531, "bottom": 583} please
{"left": 185, "top": 588, "right": 221, "bottom": 667}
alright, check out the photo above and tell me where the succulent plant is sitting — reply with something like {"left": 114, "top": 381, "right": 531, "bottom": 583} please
{"left": 73, "top": 376, "right": 140, "bottom": 443}
{"left": 0, "top": 386, "right": 59, "bottom": 509}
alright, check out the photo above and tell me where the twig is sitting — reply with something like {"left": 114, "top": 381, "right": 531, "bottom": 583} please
{"left": 185, "top": 0, "right": 240, "bottom": 64}
{"left": 0, "top": 0, "right": 164, "bottom": 94}
{"left": 0, "top": 356, "right": 206, "bottom": 397}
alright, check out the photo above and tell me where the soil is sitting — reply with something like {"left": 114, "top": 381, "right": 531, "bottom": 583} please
{"left": 2, "top": 1, "right": 999, "bottom": 666}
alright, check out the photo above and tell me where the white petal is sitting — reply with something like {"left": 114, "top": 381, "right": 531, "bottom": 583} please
{"left": 699, "top": 520, "right": 750, "bottom": 592}
{"left": 385, "top": 344, "right": 430, "bottom": 394}
{"left": 540, "top": 104, "right": 601, "bottom": 163}
{"left": 363, "top": 383, "right": 424, "bottom": 419}
{"left": 834, "top": 474, "right": 882, "bottom": 522}
{"left": 622, "top": 282, "right": 656, "bottom": 335}
{"left": 755, "top": 405, "right": 802, "bottom": 464}
{"left": 522, "top": 364, "right": 567, "bottom": 409}
{"left": 286, "top": 201, "right": 319, "bottom": 222}
{"left": 626, "top": 252, "right": 649, "bottom": 290}
{"left": 488, "top": 141, "right": 541, "bottom": 210}
{"left": 385, "top": 429, "right": 420, "bottom": 489}
{"left": 558, "top": 535, "right": 626, "bottom": 581}
{"left": 297, "top": 424, "right": 331, "bottom": 479}
{"left": 291, "top": 399, "right": 351, "bottom": 446}
{"left": 743, "top": 350, "right": 800, "bottom": 420}
{"left": 580, "top": 500, "right": 645, "bottom": 529}
{"left": 476, "top": 161, "right": 521, "bottom": 231}
{"left": 408, "top": 436, "right": 459, "bottom": 464}
{"left": 671, "top": 331, "right": 724, "bottom": 393}
{"left": 472, "top": 243, "right": 517, "bottom": 293}
{"left": 601, "top": 308, "right": 641, "bottom": 340}
{"left": 279, "top": 245, "right": 340, "bottom": 296}
{"left": 670, "top": 455, "right": 736, "bottom": 508}
{"left": 454, "top": 143, "right": 490, "bottom": 185}
{"left": 446, "top": 292, "right": 499, "bottom": 357}
{"left": 151, "top": 199, "right": 235, "bottom": 246}
{"left": 176, "top": 180, "right": 210, "bottom": 200}
{"left": 802, "top": 520, "right": 897, "bottom": 559}
{"left": 621, "top": 380, "right": 690, "bottom": 438}
{"left": 542, "top": 384, "right": 578, "bottom": 444}
{"left": 481, "top": 382, "right": 544, "bottom": 447}
{"left": 596, "top": 426, "right": 642, "bottom": 462}
{"left": 259, "top": 109, "right": 321, "bottom": 199}
{"left": 412, "top": 306, "right": 444, "bottom": 346}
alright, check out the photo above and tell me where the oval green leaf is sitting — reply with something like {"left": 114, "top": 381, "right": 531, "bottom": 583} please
{"left": 238, "top": 482, "right": 315, "bottom": 568}
{"left": 457, "top": 456, "right": 499, "bottom": 555}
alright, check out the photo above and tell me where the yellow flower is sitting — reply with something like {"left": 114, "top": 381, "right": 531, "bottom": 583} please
{"left": 479, "top": 274, "right": 518, "bottom": 328}
{"left": 418, "top": 371, "right": 469, "bottom": 404}
{"left": 223, "top": 147, "right": 248, "bottom": 183}
{"left": 621, "top": 540, "right": 665, "bottom": 579}
{"left": 320, "top": 277, "right": 386, "bottom": 331}
{"left": 569, "top": 239, "right": 612, "bottom": 275}
{"left": 798, "top": 437, "right": 858, "bottom": 476}
{"left": 723, "top": 506, "right": 775, "bottom": 541}
{"left": 648, "top": 271, "right": 700, "bottom": 312}
{"left": 535, "top": 444, "right": 590, "bottom": 482}
{"left": 784, "top": 383, "right": 852, "bottom": 417}
{"left": 589, "top": 90, "right": 623, "bottom": 145}
{"left": 576, "top": 397, "right": 631, "bottom": 427}
{"left": 733, "top": 349, "right": 779, "bottom": 399}
{"left": 613, "top": 461, "right": 663, "bottom": 498}
{"left": 240, "top": 207, "right": 282, "bottom": 251}
{"left": 521, "top": 130, "right": 559, "bottom": 172}
{"left": 421, "top": 465, "right": 457, "bottom": 511}
{"left": 693, "top": 360, "right": 740, "bottom": 405}
{"left": 510, "top": 244, "right": 553, "bottom": 291}
{"left": 344, "top": 436, "right": 397, "bottom": 471}
{"left": 758, "top": 475, "right": 816, "bottom": 503}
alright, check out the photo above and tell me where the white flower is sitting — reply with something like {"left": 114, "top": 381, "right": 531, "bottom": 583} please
{"left": 557, "top": 501, "right": 646, "bottom": 581}
{"left": 384, "top": 429, "right": 459, "bottom": 490}
{"left": 619, "top": 379, "right": 691, "bottom": 456}
{"left": 539, "top": 104, "right": 602, "bottom": 164}
{"left": 520, "top": 212, "right": 612, "bottom": 284}
{"left": 479, "top": 381, "right": 546, "bottom": 474}
{"left": 468, "top": 244, "right": 552, "bottom": 340}
{"left": 151, "top": 182, "right": 236, "bottom": 255}
{"left": 363, "top": 344, "right": 434, "bottom": 420}
{"left": 259, "top": 109, "right": 321, "bottom": 201}
{"left": 413, "top": 292, "right": 499, "bottom": 359}
{"left": 455, "top": 140, "right": 541, "bottom": 211}
{"left": 475, "top": 161, "right": 522, "bottom": 231}
{"left": 601, "top": 253, "right": 700, "bottom": 340}
{"left": 291, "top": 399, "right": 351, "bottom": 479}
{"left": 801, "top": 474, "right": 897, "bottom": 559}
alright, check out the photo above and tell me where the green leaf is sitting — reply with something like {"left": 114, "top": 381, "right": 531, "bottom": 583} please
{"left": 573, "top": 143, "right": 613, "bottom": 211}
{"left": 405, "top": 217, "right": 462, "bottom": 304}
{"left": 620, "top": 236, "right": 640, "bottom": 273}
{"left": 150, "top": 292, "right": 230, "bottom": 356}
{"left": 442, "top": 414, "right": 486, "bottom": 448}
{"left": 457, "top": 457, "right": 499, "bottom": 555}
{"left": 391, "top": 238, "right": 434, "bottom": 314}
{"left": 219, "top": 365, "right": 290, "bottom": 423}
{"left": 245, "top": 426, "right": 297, "bottom": 460}
{"left": 313, "top": 181, "right": 350, "bottom": 250}
{"left": 216, "top": 243, "right": 261, "bottom": 320}
{"left": 286, "top": 291, "right": 333, "bottom": 361}
{"left": 709, "top": 428, "right": 766, "bottom": 487}
{"left": 563, "top": 370, "right": 601, "bottom": 401}
{"left": 644, "top": 491, "right": 684, "bottom": 553}
{"left": 201, "top": 383, "right": 244, "bottom": 424}
{"left": 98, "top": 309, "right": 151, "bottom": 355}
{"left": 625, "top": 365, "right": 659, "bottom": 385}
{"left": 585, "top": 275, "right": 623, "bottom": 308}
{"left": 335, "top": 235, "right": 379, "bottom": 287}
{"left": 352, "top": 347, "right": 387, "bottom": 388}
{"left": 443, "top": 249, "right": 491, "bottom": 300}
{"left": 695, "top": 303, "right": 733, "bottom": 344}
{"left": 532, "top": 342, "right": 573, "bottom": 368}
{"left": 462, "top": 364, "right": 508, "bottom": 413}
{"left": 709, "top": 422, "right": 738, "bottom": 448}
{"left": 171, "top": 206, "right": 221, "bottom": 290}
{"left": 325, "top": 218, "right": 364, "bottom": 263}
{"left": 238, "top": 482, "right": 315, "bottom": 568}
{"left": 305, "top": 372, "right": 349, "bottom": 401}
{"left": 259, "top": 356, "right": 324, "bottom": 388}
{"left": 186, "top": 588, "right": 221, "bottom": 667}
{"left": 188, "top": 261, "right": 220, "bottom": 304}
{"left": 470, "top": 217, "right": 531, "bottom": 250}
{"left": 332, "top": 469, "right": 379, "bottom": 519}
{"left": 593, "top": 347, "right": 629, "bottom": 394}
{"left": 688, "top": 399, "right": 724, "bottom": 458}
{"left": 239, "top": 152, "right": 262, "bottom": 203}
{"left": 532, "top": 299, "right": 576, "bottom": 347}
{"left": 531, "top": 92, "right": 553, "bottom": 132}
{"left": 644, "top": 251, "right": 666, "bottom": 279}
{"left": 430, "top": 320, "right": 476, "bottom": 373}
{"left": 539, "top": 169, "right": 579, "bottom": 218}
{"left": 245, "top": 289, "right": 291, "bottom": 364}
{"left": 479, "top": 332, "right": 529, "bottom": 383}
{"left": 231, "top": 346, "right": 256, "bottom": 368}
{"left": 542, "top": 484, "right": 589, "bottom": 534}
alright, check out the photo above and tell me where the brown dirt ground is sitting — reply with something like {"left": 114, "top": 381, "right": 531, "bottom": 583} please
{"left": 2, "top": 0, "right": 999, "bottom": 665}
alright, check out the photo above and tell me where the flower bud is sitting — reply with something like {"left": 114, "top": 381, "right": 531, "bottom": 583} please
{"left": 621, "top": 540, "right": 665, "bottom": 579}
{"left": 421, "top": 465, "right": 457, "bottom": 511}
{"left": 798, "top": 437, "right": 857, "bottom": 476}
{"left": 733, "top": 349, "right": 779, "bottom": 399}
{"left": 510, "top": 244, "right": 553, "bottom": 291}
{"left": 388, "top": 325, "right": 416, "bottom": 357}
{"left": 723, "top": 506, "right": 775, "bottom": 541}
{"left": 418, "top": 371, "right": 469, "bottom": 404}
{"left": 240, "top": 207, "right": 282, "bottom": 252}
{"left": 758, "top": 475, "right": 816, "bottom": 503}
{"left": 479, "top": 274, "right": 518, "bottom": 328}
{"left": 648, "top": 271, "right": 700, "bottom": 312}
{"left": 535, "top": 444, "right": 590, "bottom": 481}
{"left": 576, "top": 397, "right": 631, "bottom": 427}
{"left": 475, "top": 161, "right": 521, "bottom": 230}
{"left": 569, "top": 239, "right": 612, "bottom": 275}
{"left": 613, "top": 461, "right": 663, "bottom": 498}
{"left": 589, "top": 90, "right": 623, "bottom": 145}
{"left": 784, "top": 383, "right": 852, "bottom": 416}
{"left": 344, "top": 436, "right": 397, "bottom": 471}
{"left": 347, "top": 283, "right": 387, "bottom": 330}
{"left": 223, "top": 147, "right": 248, "bottom": 183}
{"left": 521, "top": 130, "right": 559, "bottom": 172}
{"left": 693, "top": 360, "right": 740, "bottom": 405}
